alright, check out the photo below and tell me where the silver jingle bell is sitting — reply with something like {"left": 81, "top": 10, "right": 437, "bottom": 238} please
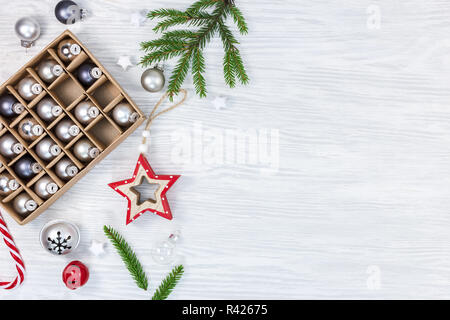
{"left": 74, "top": 101, "right": 99, "bottom": 124}
{"left": 55, "top": 158, "right": 78, "bottom": 180}
{"left": 39, "top": 219, "right": 80, "bottom": 256}
{"left": 13, "top": 192, "right": 37, "bottom": 216}
{"left": 35, "top": 137, "right": 61, "bottom": 161}
{"left": 141, "top": 67, "right": 165, "bottom": 93}
{"left": 15, "top": 17, "right": 41, "bottom": 48}
{"left": 0, "top": 174, "right": 19, "bottom": 196}
{"left": 17, "top": 77, "right": 42, "bottom": 101}
{"left": 0, "top": 134, "right": 24, "bottom": 158}
{"left": 37, "top": 59, "right": 63, "bottom": 84}
{"left": 55, "top": 119, "right": 80, "bottom": 142}
{"left": 36, "top": 97, "right": 63, "bottom": 122}
{"left": 34, "top": 175, "right": 58, "bottom": 199}
{"left": 112, "top": 103, "right": 138, "bottom": 127}
{"left": 73, "top": 138, "right": 99, "bottom": 162}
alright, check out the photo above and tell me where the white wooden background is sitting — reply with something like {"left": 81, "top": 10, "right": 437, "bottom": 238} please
{"left": 1, "top": 0, "right": 450, "bottom": 300}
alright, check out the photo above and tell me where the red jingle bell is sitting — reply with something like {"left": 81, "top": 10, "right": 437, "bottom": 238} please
{"left": 62, "top": 260, "right": 89, "bottom": 290}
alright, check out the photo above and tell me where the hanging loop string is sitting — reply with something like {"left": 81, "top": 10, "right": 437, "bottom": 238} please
{"left": 141, "top": 89, "right": 187, "bottom": 148}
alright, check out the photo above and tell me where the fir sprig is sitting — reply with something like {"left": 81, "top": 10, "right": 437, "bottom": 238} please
{"left": 104, "top": 225, "right": 149, "bottom": 291}
{"left": 140, "top": 0, "right": 249, "bottom": 99}
{"left": 152, "top": 265, "right": 185, "bottom": 300}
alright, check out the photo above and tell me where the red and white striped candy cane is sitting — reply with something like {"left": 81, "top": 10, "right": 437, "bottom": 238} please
{"left": 0, "top": 210, "right": 25, "bottom": 290}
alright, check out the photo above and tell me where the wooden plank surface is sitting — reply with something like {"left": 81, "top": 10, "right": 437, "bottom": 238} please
{"left": 2, "top": 0, "right": 450, "bottom": 299}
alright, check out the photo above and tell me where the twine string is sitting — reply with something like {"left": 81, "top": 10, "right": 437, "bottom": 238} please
{"left": 141, "top": 89, "right": 188, "bottom": 147}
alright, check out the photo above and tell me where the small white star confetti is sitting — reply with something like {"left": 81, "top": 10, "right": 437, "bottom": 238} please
{"left": 89, "top": 240, "right": 106, "bottom": 256}
{"left": 212, "top": 96, "right": 228, "bottom": 110}
{"left": 117, "top": 56, "right": 134, "bottom": 71}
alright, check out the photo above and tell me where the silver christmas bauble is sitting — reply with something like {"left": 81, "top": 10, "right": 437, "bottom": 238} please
{"left": 15, "top": 17, "right": 40, "bottom": 48}
{"left": 57, "top": 39, "right": 81, "bottom": 62}
{"left": 73, "top": 139, "right": 99, "bottom": 162}
{"left": 0, "top": 94, "right": 24, "bottom": 118}
{"left": 55, "top": 158, "right": 78, "bottom": 180}
{"left": 39, "top": 219, "right": 80, "bottom": 255}
{"left": 55, "top": 0, "right": 85, "bottom": 25}
{"left": 55, "top": 119, "right": 80, "bottom": 142}
{"left": 14, "top": 156, "right": 42, "bottom": 180}
{"left": 141, "top": 68, "right": 165, "bottom": 93}
{"left": 0, "top": 134, "right": 24, "bottom": 158}
{"left": 36, "top": 97, "right": 62, "bottom": 122}
{"left": 34, "top": 175, "right": 58, "bottom": 199}
{"left": 37, "top": 59, "right": 63, "bottom": 83}
{"left": 112, "top": 103, "right": 138, "bottom": 127}
{"left": 0, "top": 174, "right": 19, "bottom": 196}
{"left": 35, "top": 137, "right": 61, "bottom": 161}
{"left": 77, "top": 62, "right": 102, "bottom": 87}
{"left": 18, "top": 117, "right": 43, "bottom": 141}
{"left": 74, "top": 101, "right": 99, "bottom": 124}
{"left": 13, "top": 192, "right": 37, "bottom": 216}
{"left": 17, "top": 77, "right": 42, "bottom": 101}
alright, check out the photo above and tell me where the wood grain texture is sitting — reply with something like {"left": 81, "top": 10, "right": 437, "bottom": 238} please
{"left": 2, "top": 0, "right": 450, "bottom": 299}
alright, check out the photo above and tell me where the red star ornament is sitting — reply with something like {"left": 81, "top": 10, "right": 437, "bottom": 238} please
{"left": 108, "top": 154, "right": 180, "bottom": 225}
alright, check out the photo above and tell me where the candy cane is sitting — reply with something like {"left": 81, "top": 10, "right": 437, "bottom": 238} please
{"left": 0, "top": 210, "right": 25, "bottom": 290}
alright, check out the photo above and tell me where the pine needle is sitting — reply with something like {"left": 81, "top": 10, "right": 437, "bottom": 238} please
{"left": 103, "top": 225, "right": 149, "bottom": 291}
{"left": 140, "top": 0, "right": 249, "bottom": 99}
{"left": 152, "top": 265, "right": 185, "bottom": 300}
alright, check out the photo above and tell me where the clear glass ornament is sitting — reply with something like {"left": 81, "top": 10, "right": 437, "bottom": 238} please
{"left": 151, "top": 231, "right": 180, "bottom": 265}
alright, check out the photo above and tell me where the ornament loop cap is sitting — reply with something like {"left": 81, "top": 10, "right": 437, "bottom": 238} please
{"left": 50, "top": 145, "right": 61, "bottom": 156}
{"left": 70, "top": 44, "right": 81, "bottom": 55}
{"left": 89, "top": 148, "right": 100, "bottom": 159}
{"left": 12, "top": 143, "right": 24, "bottom": 154}
{"left": 25, "top": 200, "right": 37, "bottom": 211}
{"left": 88, "top": 106, "right": 99, "bottom": 119}
{"left": 69, "top": 125, "right": 80, "bottom": 137}
{"left": 52, "top": 105, "right": 63, "bottom": 117}
{"left": 66, "top": 165, "right": 78, "bottom": 177}
{"left": 8, "top": 180, "right": 19, "bottom": 191}
{"left": 13, "top": 103, "right": 25, "bottom": 114}
{"left": 52, "top": 65, "right": 63, "bottom": 77}
{"left": 46, "top": 183, "right": 58, "bottom": 194}
{"left": 31, "top": 163, "right": 42, "bottom": 173}
{"left": 90, "top": 67, "right": 102, "bottom": 79}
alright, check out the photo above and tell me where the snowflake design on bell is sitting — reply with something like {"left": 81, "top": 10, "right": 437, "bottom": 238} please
{"left": 48, "top": 231, "right": 72, "bottom": 255}
{"left": 40, "top": 220, "right": 80, "bottom": 256}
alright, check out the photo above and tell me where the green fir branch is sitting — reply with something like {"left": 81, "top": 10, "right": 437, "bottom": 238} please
{"left": 223, "top": 50, "right": 236, "bottom": 88}
{"left": 167, "top": 49, "right": 193, "bottom": 95}
{"left": 229, "top": 47, "right": 249, "bottom": 85}
{"left": 229, "top": 5, "right": 248, "bottom": 34}
{"left": 192, "top": 47, "right": 207, "bottom": 97}
{"left": 103, "top": 225, "right": 149, "bottom": 291}
{"left": 152, "top": 265, "right": 185, "bottom": 300}
{"left": 148, "top": 8, "right": 189, "bottom": 19}
{"left": 186, "top": 0, "right": 220, "bottom": 14}
{"left": 161, "top": 30, "right": 198, "bottom": 40}
{"left": 141, "top": 38, "right": 186, "bottom": 52}
{"left": 153, "top": 16, "right": 191, "bottom": 32}
{"left": 140, "top": 0, "right": 249, "bottom": 99}
{"left": 140, "top": 46, "right": 187, "bottom": 66}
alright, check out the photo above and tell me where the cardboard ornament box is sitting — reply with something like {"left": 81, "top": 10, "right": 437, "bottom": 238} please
{"left": 0, "top": 30, "right": 145, "bottom": 225}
